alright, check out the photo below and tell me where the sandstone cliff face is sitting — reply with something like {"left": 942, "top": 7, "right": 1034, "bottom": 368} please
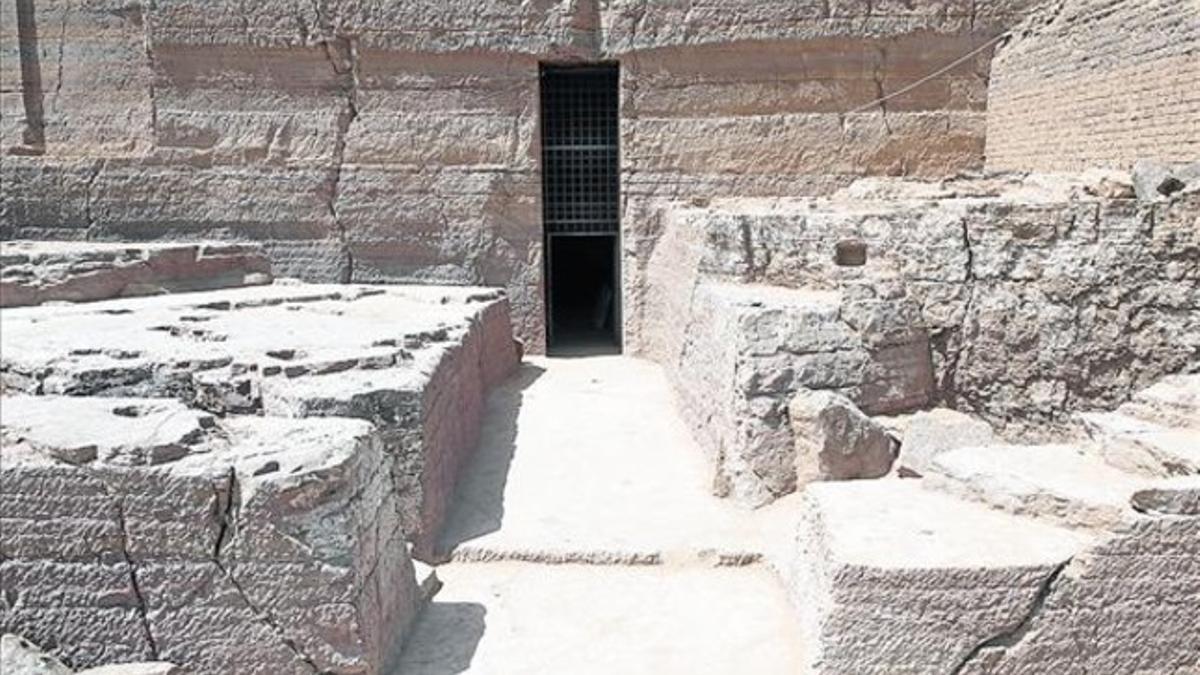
{"left": 1, "top": 0, "right": 1037, "bottom": 352}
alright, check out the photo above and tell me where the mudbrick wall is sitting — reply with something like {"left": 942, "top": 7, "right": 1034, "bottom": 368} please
{"left": 986, "top": 0, "right": 1200, "bottom": 171}
{"left": 0, "top": 0, "right": 1037, "bottom": 353}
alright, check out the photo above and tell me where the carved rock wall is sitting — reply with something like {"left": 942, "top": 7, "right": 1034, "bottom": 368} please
{"left": 1, "top": 0, "right": 1038, "bottom": 353}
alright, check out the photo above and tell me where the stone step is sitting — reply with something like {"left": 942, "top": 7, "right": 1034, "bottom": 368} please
{"left": 926, "top": 443, "right": 1149, "bottom": 528}
{"left": 1117, "top": 373, "right": 1200, "bottom": 429}
{"left": 1079, "top": 411, "right": 1200, "bottom": 477}
{"left": 785, "top": 480, "right": 1094, "bottom": 674}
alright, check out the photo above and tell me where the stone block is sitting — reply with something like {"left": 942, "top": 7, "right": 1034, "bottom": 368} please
{"left": 0, "top": 283, "right": 520, "bottom": 556}
{"left": 0, "top": 396, "right": 425, "bottom": 674}
{"left": 897, "top": 408, "right": 995, "bottom": 477}
{"left": 789, "top": 390, "right": 897, "bottom": 486}
{"left": 0, "top": 241, "right": 272, "bottom": 308}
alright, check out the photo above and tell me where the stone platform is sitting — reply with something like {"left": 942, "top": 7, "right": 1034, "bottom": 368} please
{"left": 1, "top": 282, "right": 520, "bottom": 556}
{"left": 0, "top": 271, "right": 520, "bottom": 673}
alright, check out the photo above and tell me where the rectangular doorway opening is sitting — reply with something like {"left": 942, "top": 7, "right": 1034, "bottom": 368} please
{"left": 540, "top": 63, "right": 621, "bottom": 355}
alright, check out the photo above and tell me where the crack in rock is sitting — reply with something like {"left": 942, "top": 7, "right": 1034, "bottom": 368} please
{"left": 949, "top": 558, "right": 1071, "bottom": 674}
{"left": 210, "top": 467, "right": 327, "bottom": 674}
{"left": 114, "top": 499, "right": 160, "bottom": 660}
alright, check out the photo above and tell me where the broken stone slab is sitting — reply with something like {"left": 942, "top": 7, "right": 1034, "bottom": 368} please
{"left": 1079, "top": 411, "right": 1200, "bottom": 477}
{"left": 0, "top": 241, "right": 272, "bottom": 308}
{"left": 785, "top": 480, "right": 1094, "bottom": 674}
{"left": 1117, "top": 373, "right": 1200, "bottom": 429}
{"left": 0, "top": 395, "right": 426, "bottom": 674}
{"left": 954, "top": 515, "right": 1200, "bottom": 673}
{"left": 76, "top": 666, "right": 181, "bottom": 675}
{"left": 789, "top": 390, "right": 897, "bottom": 487}
{"left": 0, "top": 282, "right": 521, "bottom": 558}
{"left": 927, "top": 443, "right": 1149, "bottom": 529}
{"left": 897, "top": 408, "right": 996, "bottom": 477}
{"left": 0, "top": 635, "right": 181, "bottom": 675}
{"left": 1131, "top": 160, "right": 1200, "bottom": 201}
{"left": 1078, "top": 168, "right": 1136, "bottom": 199}
{"left": 1129, "top": 476, "right": 1200, "bottom": 516}
{"left": 1, "top": 634, "right": 73, "bottom": 675}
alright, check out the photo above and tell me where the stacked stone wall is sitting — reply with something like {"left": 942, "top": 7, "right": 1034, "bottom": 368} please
{"left": 986, "top": 0, "right": 1200, "bottom": 171}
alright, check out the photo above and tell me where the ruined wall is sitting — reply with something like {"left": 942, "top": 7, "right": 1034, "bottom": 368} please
{"left": 1, "top": 0, "right": 1036, "bottom": 353}
{"left": 986, "top": 0, "right": 1200, "bottom": 171}
{"left": 647, "top": 178, "right": 1200, "bottom": 435}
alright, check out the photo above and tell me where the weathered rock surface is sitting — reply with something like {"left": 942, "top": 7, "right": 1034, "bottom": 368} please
{"left": 986, "top": 0, "right": 1200, "bottom": 172}
{"left": 1, "top": 634, "right": 73, "bottom": 675}
{"left": 1080, "top": 411, "right": 1200, "bottom": 477}
{"left": 0, "top": 396, "right": 422, "bottom": 673}
{"left": 1130, "top": 160, "right": 1200, "bottom": 202}
{"left": 898, "top": 408, "right": 995, "bottom": 477}
{"left": 786, "top": 418, "right": 1200, "bottom": 674}
{"left": 955, "top": 515, "right": 1200, "bottom": 673}
{"left": 0, "top": 0, "right": 1045, "bottom": 353}
{"left": 645, "top": 175, "right": 1200, "bottom": 432}
{"left": 1118, "top": 373, "right": 1200, "bottom": 429}
{"left": 1130, "top": 477, "right": 1200, "bottom": 517}
{"left": 789, "top": 390, "right": 897, "bottom": 487}
{"left": 0, "top": 241, "right": 271, "bottom": 308}
{"left": 1, "top": 635, "right": 180, "bottom": 675}
{"left": 927, "top": 443, "right": 1148, "bottom": 529}
{"left": 0, "top": 283, "right": 520, "bottom": 556}
{"left": 786, "top": 480, "right": 1094, "bottom": 673}
{"left": 667, "top": 281, "right": 930, "bottom": 504}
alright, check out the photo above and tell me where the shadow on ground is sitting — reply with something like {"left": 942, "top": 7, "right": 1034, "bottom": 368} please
{"left": 393, "top": 602, "right": 487, "bottom": 674}
{"left": 436, "top": 363, "right": 545, "bottom": 554}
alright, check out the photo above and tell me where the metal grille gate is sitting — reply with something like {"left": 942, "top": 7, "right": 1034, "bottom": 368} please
{"left": 540, "top": 63, "right": 621, "bottom": 351}
{"left": 540, "top": 65, "right": 619, "bottom": 235}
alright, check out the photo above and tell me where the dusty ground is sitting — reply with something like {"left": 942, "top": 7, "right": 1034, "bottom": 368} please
{"left": 401, "top": 355, "right": 804, "bottom": 673}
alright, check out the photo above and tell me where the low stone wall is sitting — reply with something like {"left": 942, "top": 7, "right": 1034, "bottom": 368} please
{"left": 645, "top": 173, "right": 1200, "bottom": 504}
{"left": 648, "top": 175, "right": 1200, "bottom": 427}
{"left": 0, "top": 283, "right": 521, "bottom": 557}
{"left": 0, "top": 241, "right": 272, "bottom": 308}
{"left": 0, "top": 396, "right": 421, "bottom": 673}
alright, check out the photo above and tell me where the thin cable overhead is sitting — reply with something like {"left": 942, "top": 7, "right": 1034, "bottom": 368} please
{"left": 846, "top": 31, "right": 1012, "bottom": 114}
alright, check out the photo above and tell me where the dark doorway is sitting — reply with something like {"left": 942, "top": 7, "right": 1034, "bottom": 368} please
{"left": 540, "top": 63, "right": 621, "bottom": 354}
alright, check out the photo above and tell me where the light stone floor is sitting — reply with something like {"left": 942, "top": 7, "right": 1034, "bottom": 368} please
{"left": 397, "top": 355, "right": 804, "bottom": 673}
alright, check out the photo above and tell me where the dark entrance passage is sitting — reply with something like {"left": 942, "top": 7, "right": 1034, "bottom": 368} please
{"left": 540, "top": 63, "right": 621, "bottom": 354}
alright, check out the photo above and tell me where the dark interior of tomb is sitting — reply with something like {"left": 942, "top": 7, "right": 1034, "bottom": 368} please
{"left": 547, "top": 235, "right": 620, "bottom": 352}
